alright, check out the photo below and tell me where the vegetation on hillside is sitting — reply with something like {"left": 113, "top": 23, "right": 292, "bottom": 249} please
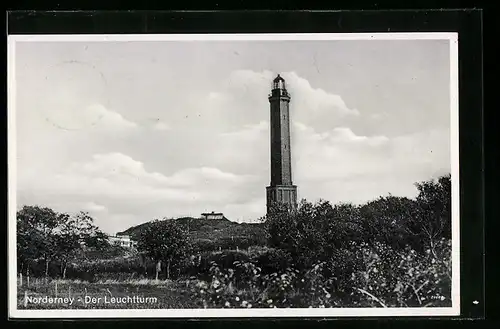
{"left": 120, "top": 217, "right": 267, "bottom": 252}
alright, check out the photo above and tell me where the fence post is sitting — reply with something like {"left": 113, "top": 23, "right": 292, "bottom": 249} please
{"left": 55, "top": 281, "right": 58, "bottom": 298}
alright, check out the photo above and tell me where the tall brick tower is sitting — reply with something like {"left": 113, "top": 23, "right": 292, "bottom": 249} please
{"left": 266, "top": 74, "right": 298, "bottom": 214}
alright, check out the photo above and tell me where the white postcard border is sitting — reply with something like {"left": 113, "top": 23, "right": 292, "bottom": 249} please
{"left": 7, "top": 32, "right": 460, "bottom": 318}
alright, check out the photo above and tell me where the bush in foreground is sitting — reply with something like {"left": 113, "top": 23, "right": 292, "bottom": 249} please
{"left": 190, "top": 239, "right": 451, "bottom": 308}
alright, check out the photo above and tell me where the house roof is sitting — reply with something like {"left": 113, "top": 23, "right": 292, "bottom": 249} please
{"left": 108, "top": 234, "right": 133, "bottom": 240}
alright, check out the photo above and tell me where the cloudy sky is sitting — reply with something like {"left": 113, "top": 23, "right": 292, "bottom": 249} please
{"left": 12, "top": 37, "right": 452, "bottom": 233}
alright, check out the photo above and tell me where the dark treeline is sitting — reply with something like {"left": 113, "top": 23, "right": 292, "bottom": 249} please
{"left": 265, "top": 173, "right": 451, "bottom": 267}
{"left": 17, "top": 208, "right": 110, "bottom": 280}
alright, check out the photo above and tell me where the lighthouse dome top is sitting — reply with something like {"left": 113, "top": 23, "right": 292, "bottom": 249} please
{"left": 272, "top": 74, "right": 286, "bottom": 90}
{"left": 273, "top": 74, "right": 285, "bottom": 82}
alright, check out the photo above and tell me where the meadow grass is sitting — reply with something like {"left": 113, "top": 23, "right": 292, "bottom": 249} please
{"left": 17, "top": 278, "right": 197, "bottom": 309}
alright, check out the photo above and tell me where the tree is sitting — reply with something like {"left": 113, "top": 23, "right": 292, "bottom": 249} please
{"left": 359, "top": 196, "right": 418, "bottom": 250}
{"left": 53, "top": 212, "right": 80, "bottom": 279}
{"left": 137, "top": 219, "right": 191, "bottom": 280}
{"left": 17, "top": 206, "right": 62, "bottom": 280}
{"left": 17, "top": 206, "right": 110, "bottom": 281}
{"left": 321, "top": 202, "right": 365, "bottom": 249}
{"left": 54, "top": 211, "right": 109, "bottom": 278}
{"left": 264, "top": 200, "right": 365, "bottom": 268}
{"left": 293, "top": 200, "right": 329, "bottom": 265}
{"left": 85, "top": 230, "right": 110, "bottom": 251}
{"left": 17, "top": 209, "right": 43, "bottom": 283}
{"left": 264, "top": 201, "right": 299, "bottom": 252}
{"left": 407, "top": 174, "right": 452, "bottom": 255}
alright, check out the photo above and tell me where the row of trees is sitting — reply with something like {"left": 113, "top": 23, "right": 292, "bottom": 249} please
{"left": 17, "top": 206, "right": 109, "bottom": 281}
{"left": 264, "top": 174, "right": 451, "bottom": 268}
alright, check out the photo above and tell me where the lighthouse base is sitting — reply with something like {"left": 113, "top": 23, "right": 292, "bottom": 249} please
{"left": 266, "top": 185, "right": 298, "bottom": 214}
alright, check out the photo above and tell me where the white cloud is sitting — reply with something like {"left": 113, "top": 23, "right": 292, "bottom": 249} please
{"left": 200, "top": 70, "right": 359, "bottom": 133}
{"left": 81, "top": 202, "right": 107, "bottom": 213}
{"left": 41, "top": 101, "right": 137, "bottom": 132}
{"left": 168, "top": 167, "right": 253, "bottom": 186}
{"left": 328, "top": 127, "right": 389, "bottom": 145}
{"left": 207, "top": 119, "right": 450, "bottom": 206}
{"left": 87, "top": 104, "right": 138, "bottom": 130}
{"left": 211, "top": 121, "right": 269, "bottom": 175}
{"left": 292, "top": 125, "right": 450, "bottom": 204}
{"left": 207, "top": 92, "right": 226, "bottom": 100}
{"left": 152, "top": 121, "right": 170, "bottom": 131}
{"left": 370, "top": 112, "right": 389, "bottom": 120}
{"left": 18, "top": 152, "right": 260, "bottom": 232}
{"left": 282, "top": 71, "right": 360, "bottom": 117}
{"left": 59, "top": 152, "right": 253, "bottom": 197}
{"left": 220, "top": 121, "right": 268, "bottom": 139}
{"left": 222, "top": 197, "right": 267, "bottom": 223}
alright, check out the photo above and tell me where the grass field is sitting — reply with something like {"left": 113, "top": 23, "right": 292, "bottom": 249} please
{"left": 17, "top": 278, "right": 198, "bottom": 309}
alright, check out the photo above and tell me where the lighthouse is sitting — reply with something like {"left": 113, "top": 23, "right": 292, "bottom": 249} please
{"left": 266, "top": 74, "right": 298, "bottom": 214}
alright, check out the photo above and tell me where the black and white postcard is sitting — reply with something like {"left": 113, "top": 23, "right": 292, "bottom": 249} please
{"left": 8, "top": 33, "right": 460, "bottom": 318}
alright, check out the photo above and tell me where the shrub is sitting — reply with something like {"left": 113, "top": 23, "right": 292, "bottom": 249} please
{"left": 250, "top": 248, "right": 292, "bottom": 275}
{"left": 190, "top": 239, "right": 452, "bottom": 308}
{"left": 349, "top": 239, "right": 452, "bottom": 307}
{"left": 192, "top": 239, "right": 218, "bottom": 253}
{"left": 208, "top": 250, "right": 251, "bottom": 269}
{"left": 190, "top": 260, "right": 263, "bottom": 309}
{"left": 188, "top": 250, "right": 251, "bottom": 280}
{"left": 190, "top": 260, "right": 340, "bottom": 308}
{"left": 93, "top": 272, "right": 144, "bottom": 282}
{"left": 62, "top": 254, "right": 158, "bottom": 281}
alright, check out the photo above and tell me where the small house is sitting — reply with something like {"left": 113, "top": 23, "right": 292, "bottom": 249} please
{"left": 108, "top": 234, "right": 137, "bottom": 248}
{"left": 200, "top": 211, "right": 225, "bottom": 220}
